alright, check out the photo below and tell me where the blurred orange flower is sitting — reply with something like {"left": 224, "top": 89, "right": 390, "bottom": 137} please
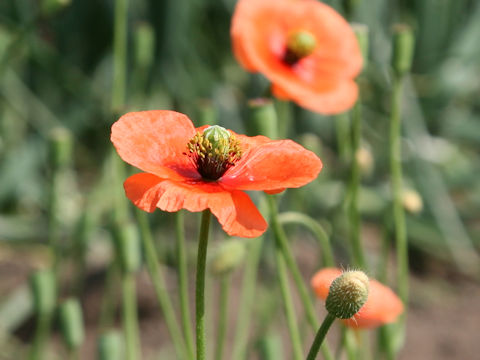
{"left": 111, "top": 110, "right": 322, "bottom": 238}
{"left": 311, "top": 268, "right": 404, "bottom": 328}
{"left": 231, "top": 0, "right": 362, "bottom": 114}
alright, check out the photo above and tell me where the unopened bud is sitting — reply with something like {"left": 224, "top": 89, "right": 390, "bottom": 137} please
{"left": 112, "top": 222, "right": 142, "bottom": 273}
{"left": 98, "top": 331, "right": 124, "bottom": 360}
{"left": 59, "top": 298, "right": 84, "bottom": 350}
{"left": 134, "top": 22, "right": 155, "bottom": 69}
{"left": 355, "top": 147, "right": 374, "bottom": 176}
{"left": 392, "top": 24, "right": 415, "bottom": 77}
{"left": 30, "top": 269, "right": 57, "bottom": 315}
{"left": 209, "top": 239, "right": 246, "bottom": 276}
{"left": 48, "top": 127, "right": 73, "bottom": 169}
{"left": 352, "top": 23, "right": 369, "bottom": 71}
{"left": 41, "top": 0, "right": 71, "bottom": 16}
{"left": 326, "top": 270, "right": 369, "bottom": 319}
{"left": 402, "top": 189, "right": 423, "bottom": 214}
{"left": 247, "top": 98, "right": 278, "bottom": 139}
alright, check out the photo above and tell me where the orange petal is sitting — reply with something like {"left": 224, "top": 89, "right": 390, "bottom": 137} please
{"left": 124, "top": 173, "right": 267, "bottom": 238}
{"left": 311, "top": 268, "right": 404, "bottom": 329}
{"left": 221, "top": 139, "right": 322, "bottom": 191}
{"left": 111, "top": 110, "right": 199, "bottom": 181}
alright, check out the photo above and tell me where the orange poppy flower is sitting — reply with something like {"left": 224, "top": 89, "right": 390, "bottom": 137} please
{"left": 311, "top": 268, "right": 404, "bottom": 328}
{"left": 231, "top": 0, "right": 362, "bottom": 114}
{"left": 111, "top": 110, "right": 322, "bottom": 238}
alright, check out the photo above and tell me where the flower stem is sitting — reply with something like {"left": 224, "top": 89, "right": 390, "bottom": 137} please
{"left": 334, "top": 112, "right": 351, "bottom": 163}
{"left": 214, "top": 275, "right": 231, "bottom": 360}
{"left": 274, "top": 245, "right": 304, "bottom": 360}
{"left": 267, "top": 196, "right": 333, "bottom": 360}
{"left": 176, "top": 211, "right": 195, "bottom": 360}
{"left": 231, "top": 237, "right": 263, "bottom": 360}
{"left": 29, "top": 311, "right": 53, "bottom": 360}
{"left": 112, "top": 0, "right": 128, "bottom": 112}
{"left": 135, "top": 209, "right": 187, "bottom": 359}
{"left": 196, "top": 210, "right": 211, "bottom": 360}
{"left": 122, "top": 272, "right": 141, "bottom": 360}
{"left": 390, "top": 77, "right": 408, "bottom": 306}
{"left": 306, "top": 313, "right": 336, "bottom": 360}
{"left": 277, "top": 211, "right": 335, "bottom": 267}
{"left": 348, "top": 100, "right": 367, "bottom": 270}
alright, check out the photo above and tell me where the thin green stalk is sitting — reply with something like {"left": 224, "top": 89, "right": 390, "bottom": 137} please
{"left": 214, "top": 275, "right": 231, "bottom": 360}
{"left": 334, "top": 113, "right": 351, "bottom": 163}
{"left": 135, "top": 210, "right": 187, "bottom": 359}
{"left": 306, "top": 313, "right": 336, "bottom": 360}
{"left": 277, "top": 211, "right": 335, "bottom": 267}
{"left": 231, "top": 237, "right": 263, "bottom": 360}
{"left": 195, "top": 210, "right": 211, "bottom": 360}
{"left": 99, "top": 261, "right": 119, "bottom": 331}
{"left": 176, "top": 211, "right": 195, "bottom": 360}
{"left": 348, "top": 101, "right": 367, "bottom": 269}
{"left": 122, "top": 273, "right": 141, "bottom": 360}
{"left": 112, "top": 0, "right": 128, "bottom": 111}
{"left": 29, "top": 312, "right": 53, "bottom": 360}
{"left": 274, "top": 246, "right": 304, "bottom": 360}
{"left": 267, "top": 196, "right": 333, "bottom": 360}
{"left": 389, "top": 77, "right": 408, "bottom": 306}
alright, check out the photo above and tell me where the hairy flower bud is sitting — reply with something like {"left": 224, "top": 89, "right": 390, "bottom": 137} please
{"left": 325, "top": 270, "right": 369, "bottom": 319}
{"left": 209, "top": 239, "right": 246, "bottom": 276}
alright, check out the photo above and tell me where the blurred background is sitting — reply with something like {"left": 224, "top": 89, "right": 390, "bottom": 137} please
{"left": 0, "top": 0, "right": 479, "bottom": 359}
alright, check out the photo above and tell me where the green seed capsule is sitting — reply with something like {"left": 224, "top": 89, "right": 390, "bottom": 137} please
{"left": 392, "top": 24, "right": 415, "bottom": 77}
{"left": 112, "top": 222, "right": 142, "bottom": 274}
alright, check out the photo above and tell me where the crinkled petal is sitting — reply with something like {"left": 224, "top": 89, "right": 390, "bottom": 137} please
{"left": 111, "top": 110, "right": 199, "bottom": 181}
{"left": 124, "top": 173, "right": 267, "bottom": 238}
{"left": 221, "top": 139, "right": 322, "bottom": 191}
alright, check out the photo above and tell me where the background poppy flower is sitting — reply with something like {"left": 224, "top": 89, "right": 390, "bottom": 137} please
{"left": 311, "top": 268, "right": 404, "bottom": 328}
{"left": 111, "top": 110, "right": 322, "bottom": 238}
{"left": 231, "top": 0, "right": 362, "bottom": 114}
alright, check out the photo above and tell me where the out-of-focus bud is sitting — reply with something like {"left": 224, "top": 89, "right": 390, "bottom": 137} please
{"left": 247, "top": 98, "right": 278, "bottom": 139}
{"left": 48, "top": 127, "right": 73, "bottom": 170}
{"left": 41, "top": 0, "right": 71, "bottom": 16}
{"left": 355, "top": 146, "right": 374, "bottom": 176}
{"left": 326, "top": 270, "right": 369, "bottom": 319}
{"left": 298, "top": 133, "right": 322, "bottom": 157}
{"left": 112, "top": 222, "right": 142, "bottom": 274}
{"left": 392, "top": 24, "right": 415, "bottom": 77}
{"left": 197, "top": 100, "right": 217, "bottom": 127}
{"left": 402, "top": 189, "right": 423, "bottom": 214}
{"left": 98, "top": 331, "right": 124, "bottom": 360}
{"left": 134, "top": 22, "right": 155, "bottom": 70}
{"left": 30, "top": 269, "right": 56, "bottom": 315}
{"left": 59, "top": 298, "right": 85, "bottom": 350}
{"left": 352, "top": 23, "right": 369, "bottom": 71}
{"left": 209, "top": 239, "right": 246, "bottom": 277}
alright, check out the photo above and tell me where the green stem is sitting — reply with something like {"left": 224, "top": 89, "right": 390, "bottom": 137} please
{"left": 135, "top": 210, "right": 187, "bottom": 359}
{"left": 195, "top": 210, "right": 211, "bottom": 360}
{"left": 214, "top": 275, "right": 231, "bottom": 360}
{"left": 306, "top": 313, "right": 336, "bottom": 360}
{"left": 334, "top": 112, "right": 352, "bottom": 163}
{"left": 267, "top": 196, "right": 333, "bottom": 360}
{"left": 277, "top": 211, "right": 335, "bottom": 267}
{"left": 390, "top": 77, "right": 408, "bottom": 306}
{"left": 274, "top": 246, "right": 304, "bottom": 360}
{"left": 122, "top": 272, "right": 141, "bottom": 360}
{"left": 176, "top": 211, "right": 195, "bottom": 360}
{"left": 348, "top": 101, "right": 367, "bottom": 269}
{"left": 231, "top": 237, "right": 263, "bottom": 360}
{"left": 112, "top": 0, "right": 128, "bottom": 111}
{"left": 28, "top": 312, "right": 53, "bottom": 360}
{"left": 99, "top": 261, "right": 119, "bottom": 331}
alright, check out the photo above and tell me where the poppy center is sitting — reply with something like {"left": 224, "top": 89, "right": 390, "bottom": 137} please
{"left": 186, "top": 125, "right": 242, "bottom": 180}
{"left": 284, "top": 30, "right": 317, "bottom": 65}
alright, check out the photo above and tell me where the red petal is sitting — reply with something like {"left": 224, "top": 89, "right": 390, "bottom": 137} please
{"left": 221, "top": 139, "right": 322, "bottom": 191}
{"left": 124, "top": 173, "right": 267, "bottom": 238}
{"left": 111, "top": 110, "right": 199, "bottom": 181}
